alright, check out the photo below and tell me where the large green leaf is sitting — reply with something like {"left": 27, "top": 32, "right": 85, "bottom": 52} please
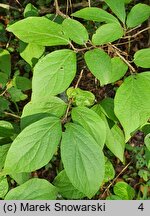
{"left": 92, "top": 23, "right": 124, "bottom": 45}
{"left": 110, "top": 57, "right": 128, "bottom": 83}
{"left": 92, "top": 105, "right": 125, "bottom": 162}
{"left": 84, "top": 48, "right": 111, "bottom": 86}
{"left": 0, "top": 144, "right": 11, "bottom": 171}
{"left": 21, "top": 96, "right": 67, "bottom": 129}
{"left": 53, "top": 170, "right": 85, "bottom": 199}
{"left": 0, "top": 72, "right": 8, "bottom": 88}
{"left": 7, "top": 17, "right": 69, "bottom": 46}
{"left": 114, "top": 72, "right": 150, "bottom": 142}
{"left": 5, "top": 178, "right": 57, "bottom": 200}
{"left": 61, "top": 123, "right": 105, "bottom": 198}
{"left": 0, "top": 121, "right": 14, "bottom": 137}
{"left": 114, "top": 182, "right": 135, "bottom": 200}
{"left": 71, "top": 7, "right": 118, "bottom": 23}
{"left": 20, "top": 42, "right": 45, "bottom": 67}
{"left": 71, "top": 106, "right": 106, "bottom": 149}
{"left": 4, "top": 117, "right": 62, "bottom": 173}
{"left": 0, "top": 49, "right": 11, "bottom": 76}
{"left": 62, "top": 18, "right": 88, "bottom": 45}
{"left": 126, "top": 3, "right": 150, "bottom": 28}
{"left": 134, "top": 48, "right": 150, "bottom": 68}
{"left": 32, "top": 49, "right": 76, "bottom": 99}
{"left": 104, "top": 0, "right": 126, "bottom": 23}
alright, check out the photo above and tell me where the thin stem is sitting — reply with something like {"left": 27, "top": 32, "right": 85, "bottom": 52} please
{"left": 0, "top": 3, "right": 22, "bottom": 11}
{"left": 54, "top": 0, "right": 68, "bottom": 18}
{"left": 123, "top": 26, "right": 150, "bottom": 39}
{"left": 4, "top": 112, "right": 21, "bottom": 119}
{"left": 75, "top": 69, "right": 84, "bottom": 89}
{"left": 100, "top": 160, "right": 132, "bottom": 199}
{"left": 88, "top": 0, "right": 91, "bottom": 7}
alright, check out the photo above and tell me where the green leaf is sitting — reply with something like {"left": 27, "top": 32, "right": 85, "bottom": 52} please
{"left": 13, "top": 76, "right": 32, "bottom": 91}
{"left": 21, "top": 96, "right": 67, "bottom": 129}
{"left": 134, "top": 48, "right": 150, "bottom": 68}
{"left": 106, "top": 195, "right": 122, "bottom": 200}
{"left": 8, "top": 87, "right": 27, "bottom": 102}
{"left": 4, "top": 117, "right": 62, "bottom": 173}
{"left": 104, "top": 0, "right": 126, "bottom": 23}
{"left": 7, "top": 17, "right": 69, "bottom": 46}
{"left": 67, "top": 87, "right": 95, "bottom": 107}
{"left": 100, "top": 98, "right": 118, "bottom": 122}
{"left": 53, "top": 170, "right": 85, "bottom": 199}
{"left": 10, "top": 172, "right": 31, "bottom": 185}
{"left": 71, "top": 7, "right": 118, "bottom": 23}
{"left": 0, "top": 49, "right": 11, "bottom": 76}
{"left": 24, "top": 3, "right": 39, "bottom": 18}
{"left": 92, "top": 105, "right": 125, "bottom": 162}
{"left": 0, "top": 176, "right": 8, "bottom": 198}
{"left": 71, "top": 106, "right": 106, "bottom": 149}
{"left": 145, "top": 134, "right": 150, "bottom": 151}
{"left": 106, "top": 124, "right": 125, "bottom": 162}
{"left": 0, "top": 144, "right": 11, "bottom": 171}
{"left": 92, "top": 23, "right": 124, "bottom": 45}
{"left": 114, "top": 182, "right": 135, "bottom": 200}
{"left": 61, "top": 123, "right": 105, "bottom": 198}
{"left": 114, "top": 72, "right": 150, "bottom": 142}
{"left": 110, "top": 57, "right": 128, "bottom": 83}
{"left": 62, "top": 18, "right": 88, "bottom": 45}
{"left": 32, "top": 49, "right": 76, "bottom": 99}
{"left": 84, "top": 48, "right": 111, "bottom": 86}
{"left": 0, "top": 97, "right": 10, "bottom": 115}
{"left": 0, "top": 121, "right": 14, "bottom": 137}
{"left": 104, "top": 157, "right": 115, "bottom": 183}
{"left": 20, "top": 43, "right": 45, "bottom": 67}
{"left": 0, "top": 72, "right": 8, "bottom": 88}
{"left": 126, "top": 3, "right": 150, "bottom": 28}
{"left": 5, "top": 178, "right": 57, "bottom": 200}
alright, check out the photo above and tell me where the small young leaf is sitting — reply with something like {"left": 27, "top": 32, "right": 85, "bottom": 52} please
{"left": 67, "top": 87, "right": 95, "bottom": 107}
{"left": 71, "top": 7, "right": 118, "bottom": 23}
{"left": 4, "top": 117, "right": 62, "bottom": 173}
{"left": 0, "top": 121, "right": 14, "bottom": 137}
{"left": 114, "top": 182, "right": 135, "bottom": 200}
{"left": 110, "top": 57, "right": 128, "bottom": 83}
{"left": 0, "top": 49, "right": 11, "bottom": 76}
{"left": 126, "top": 3, "right": 150, "bottom": 28}
{"left": 62, "top": 18, "right": 89, "bottom": 45}
{"left": 0, "top": 72, "right": 8, "bottom": 88}
{"left": 20, "top": 42, "right": 45, "bottom": 67}
{"left": 85, "top": 48, "right": 112, "bottom": 86}
{"left": 21, "top": 96, "right": 67, "bottom": 129}
{"left": 0, "top": 97, "right": 10, "bottom": 115}
{"left": 32, "top": 49, "right": 76, "bottom": 99}
{"left": 71, "top": 106, "right": 106, "bottom": 149}
{"left": 24, "top": 3, "right": 39, "bottom": 18}
{"left": 0, "top": 144, "right": 11, "bottom": 171}
{"left": 53, "top": 170, "right": 85, "bottom": 199}
{"left": 13, "top": 76, "right": 31, "bottom": 91}
{"left": 61, "top": 123, "right": 105, "bottom": 198}
{"left": 145, "top": 134, "right": 150, "bottom": 152}
{"left": 104, "top": 0, "right": 126, "bottom": 23}
{"left": 8, "top": 87, "right": 27, "bottom": 102}
{"left": 5, "top": 178, "right": 57, "bottom": 200}
{"left": 104, "top": 157, "right": 115, "bottom": 183}
{"left": 0, "top": 176, "right": 8, "bottom": 198}
{"left": 134, "top": 48, "right": 150, "bottom": 68}
{"left": 114, "top": 72, "right": 150, "bottom": 142}
{"left": 7, "top": 17, "right": 69, "bottom": 46}
{"left": 92, "top": 23, "right": 124, "bottom": 45}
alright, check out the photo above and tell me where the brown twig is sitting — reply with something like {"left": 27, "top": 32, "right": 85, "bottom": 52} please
{"left": 100, "top": 160, "right": 133, "bottom": 199}
{"left": 54, "top": 0, "right": 68, "bottom": 18}
{"left": 123, "top": 26, "right": 150, "bottom": 39}
{"left": 0, "top": 3, "right": 22, "bottom": 11}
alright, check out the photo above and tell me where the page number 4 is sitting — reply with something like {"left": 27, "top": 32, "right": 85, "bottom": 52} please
{"left": 138, "top": 203, "right": 144, "bottom": 211}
